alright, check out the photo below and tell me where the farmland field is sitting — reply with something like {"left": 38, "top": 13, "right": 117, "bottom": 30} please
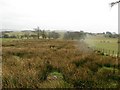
{"left": 2, "top": 39, "right": 120, "bottom": 88}
{"left": 84, "top": 35, "right": 118, "bottom": 56}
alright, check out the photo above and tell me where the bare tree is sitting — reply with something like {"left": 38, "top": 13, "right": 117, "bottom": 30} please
{"left": 110, "top": 0, "right": 120, "bottom": 7}
{"left": 41, "top": 30, "right": 47, "bottom": 39}
{"left": 35, "top": 27, "right": 41, "bottom": 39}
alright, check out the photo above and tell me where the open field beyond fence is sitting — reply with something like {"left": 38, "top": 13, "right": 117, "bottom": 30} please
{"left": 84, "top": 36, "right": 119, "bottom": 57}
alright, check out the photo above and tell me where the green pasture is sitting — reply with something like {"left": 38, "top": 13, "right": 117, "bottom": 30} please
{"left": 1, "top": 38, "right": 20, "bottom": 43}
{"left": 84, "top": 35, "right": 118, "bottom": 55}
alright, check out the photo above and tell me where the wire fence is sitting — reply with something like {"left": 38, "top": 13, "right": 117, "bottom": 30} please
{"left": 90, "top": 47, "right": 120, "bottom": 57}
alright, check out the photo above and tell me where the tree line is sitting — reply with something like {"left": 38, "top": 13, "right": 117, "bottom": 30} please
{"left": 1, "top": 28, "right": 86, "bottom": 40}
{"left": 1, "top": 29, "right": 119, "bottom": 40}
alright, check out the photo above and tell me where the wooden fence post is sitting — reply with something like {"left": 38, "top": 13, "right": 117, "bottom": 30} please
{"left": 112, "top": 51, "right": 114, "bottom": 57}
{"left": 103, "top": 49, "right": 104, "bottom": 53}
{"left": 118, "top": 52, "right": 119, "bottom": 57}
{"left": 109, "top": 50, "right": 110, "bottom": 56}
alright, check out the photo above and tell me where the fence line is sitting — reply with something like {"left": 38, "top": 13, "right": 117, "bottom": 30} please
{"left": 90, "top": 47, "right": 120, "bottom": 57}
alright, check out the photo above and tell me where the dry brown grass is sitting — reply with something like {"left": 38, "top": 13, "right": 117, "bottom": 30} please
{"left": 2, "top": 39, "right": 120, "bottom": 88}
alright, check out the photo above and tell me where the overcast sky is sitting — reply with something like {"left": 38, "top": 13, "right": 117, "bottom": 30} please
{"left": 0, "top": 0, "right": 118, "bottom": 33}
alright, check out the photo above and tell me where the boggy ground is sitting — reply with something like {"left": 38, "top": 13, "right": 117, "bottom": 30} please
{"left": 2, "top": 39, "right": 120, "bottom": 88}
